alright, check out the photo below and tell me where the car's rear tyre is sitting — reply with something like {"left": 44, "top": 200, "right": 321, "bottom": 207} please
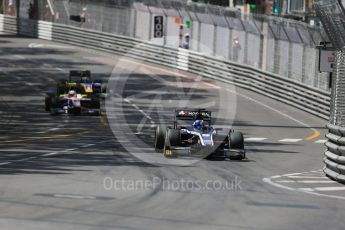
{"left": 45, "top": 94, "right": 55, "bottom": 111}
{"left": 229, "top": 131, "right": 245, "bottom": 160}
{"left": 229, "top": 131, "right": 244, "bottom": 150}
{"left": 154, "top": 126, "right": 166, "bottom": 150}
{"left": 91, "top": 98, "right": 101, "bottom": 109}
{"left": 163, "top": 129, "right": 181, "bottom": 157}
{"left": 45, "top": 97, "right": 51, "bottom": 111}
{"left": 229, "top": 155, "right": 244, "bottom": 161}
{"left": 166, "top": 129, "right": 181, "bottom": 147}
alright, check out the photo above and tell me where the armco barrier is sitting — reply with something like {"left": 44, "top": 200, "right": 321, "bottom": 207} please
{"left": 0, "top": 16, "right": 330, "bottom": 120}
{"left": 325, "top": 124, "right": 345, "bottom": 183}
{"left": 0, "top": 15, "right": 17, "bottom": 34}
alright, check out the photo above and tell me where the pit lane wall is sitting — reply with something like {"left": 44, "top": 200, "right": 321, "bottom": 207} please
{"left": 0, "top": 14, "right": 331, "bottom": 121}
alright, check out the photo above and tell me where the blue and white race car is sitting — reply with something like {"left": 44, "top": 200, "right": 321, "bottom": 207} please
{"left": 154, "top": 109, "right": 246, "bottom": 160}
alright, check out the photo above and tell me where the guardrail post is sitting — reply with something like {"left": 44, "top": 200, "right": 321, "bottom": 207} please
{"left": 16, "top": 0, "right": 20, "bottom": 34}
{"left": 260, "top": 20, "right": 268, "bottom": 71}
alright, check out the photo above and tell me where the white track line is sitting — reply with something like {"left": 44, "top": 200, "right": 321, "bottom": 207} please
{"left": 279, "top": 138, "right": 302, "bottom": 143}
{"left": 263, "top": 176, "right": 345, "bottom": 200}
{"left": 53, "top": 194, "right": 96, "bottom": 199}
{"left": 277, "top": 180, "right": 336, "bottom": 184}
{"left": 14, "top": 55, "right": 25, "bottom": 60}
{"left": 313, "top": 187, "right": 345, "bottom": 192}
{"left": 315, "top": 139, "right": 327, "bottom": 144}
{"left": 55, "top": 67, "right": 66, "bottom": 72}
{"left": 116, "top": 93, "right": 155, "bottom": 123}
{"left": 0, "top": 162, "right": 12, "bottom": 166}
{"left": 264, "top": 169, "right": 345, "bottom": 200}
{"left": 244, "top": 137, "right": 267, "bottom": 142}
{"left": 42, "top": 152, "right": 58, "bottom": 157}
{"left": 287, "top": 176, "right": 328, "bottom": 179}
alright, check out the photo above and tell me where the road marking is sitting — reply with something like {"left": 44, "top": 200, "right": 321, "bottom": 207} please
{"left": 244, "top": 137, "right": 267, "bottom": 142}
{"left": 55, "top": 67, "right": 65, "bottom": 72}
{"left": 28, "top": 43, "right": 74, "bottom": 49}
{"left": 117, "top": 94, "right": 155, "bottom": 124}
{"left": 138, "top": 109, "right": 153, "bottom": 120}
{"left": 28, "top": 43, "right": 44, "bottom": 48}
{"left": 284, "top": 172, "right": 305, "bottom": 177}
{"left": 131, "top": 103, "right": 140, "bottom": 110}
{"left": 42, "top": 152, "right": 58, "bottom": 157}
{"left": 13, "top": 55, "right": 25, "bottom": 60}
{"left": 315, "top": 139, "right": 327, "bottom": 144}
{"left": 287, "top": 176, "right": 328, "bottom": 179}
{"left": 83, "top": 144, "right": 95, "bottom": 147}
{"left": 277, "top": 180, "right": 336, "bottom": 184}
{"left": 279, "top": 138, "right": 302, "bottom": 143}
{"left": 276, "top": 180, "right": 296, "bottom": 183}
{"left": 42, "top": 148, "right": 78, "bottom": 157}
{"left": 0, "top": 162, "right": 11, "bottom": 166}
{"left": 306, "top": 130, "right": 321, "bottom": 141}
{"left": 313, "top": 187, "right": 345, "bottom": 191}
{"left": 271, "top": 175, "right": 281, "bottom": 179}
{"left": 66, "top": 148, "right": 77, "bottom": 151}
{"left": 263, "top": 176, "right": 345, "bottom": 200}
{"left": 298, "top": 188, "right": 314, "bottom": 192}
{"left": 53, "top": 194, "right": 96, "bottom": 199}
{"left": 264, "top": 170, "right": 345, "bottom": 200}
{"left": 48, "top": 128, "right": 60, "bottom": 131}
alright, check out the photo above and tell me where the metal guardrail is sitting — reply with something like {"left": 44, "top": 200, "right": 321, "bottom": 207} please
{"left": 0, "top": 15, "right": 17, "bottom": 34}
{"left": 325, "top": 124, "right": 345, "bottom": 183}
{"left": 0, "top": 15, "right": 331, "bottom": 121}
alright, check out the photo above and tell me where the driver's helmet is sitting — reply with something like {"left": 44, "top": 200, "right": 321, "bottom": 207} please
{"left": 68, "top": 90, "right": 76, "bottom": 97}
{"left": 193, "top": 120, "right": 204, "bottom": 130}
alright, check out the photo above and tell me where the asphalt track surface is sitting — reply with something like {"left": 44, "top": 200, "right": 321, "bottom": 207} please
{"left": 0, "top": 35, "right": 344, "bottom": 230}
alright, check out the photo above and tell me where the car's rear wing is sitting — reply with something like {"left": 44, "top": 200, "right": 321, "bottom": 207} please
{"left": 175, "top": 109, "right": 211, "bottom": 121}
{"left": 69, "top": 70, "right": 91, "bottom": 81}
{"left": 174, "top": 109, "right": 212, "bottom": 128}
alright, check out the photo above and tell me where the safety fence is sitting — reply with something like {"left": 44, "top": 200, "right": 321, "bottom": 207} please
{"left": 0, "top": 15, "right": 331, "bottom": 121}
{"left": 17, "top": 0, "right": 330, "bottom": 91}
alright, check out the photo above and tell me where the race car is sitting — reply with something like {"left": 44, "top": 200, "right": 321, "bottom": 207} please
{"left": 44, "top": 70, "right": 101, "bottom": 115}
{"left": 154, "top": 109, "right": 245, "bottom": 160}
{"left": 61, "top": 70, "right": 104, "bottom": 97}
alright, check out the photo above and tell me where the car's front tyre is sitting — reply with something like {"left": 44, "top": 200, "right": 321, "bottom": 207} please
{"left": 154, "top": 126, "right": 166, "bottom": 150}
